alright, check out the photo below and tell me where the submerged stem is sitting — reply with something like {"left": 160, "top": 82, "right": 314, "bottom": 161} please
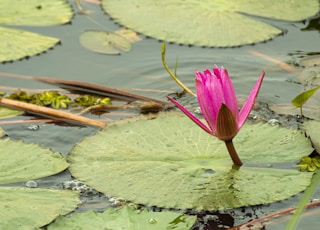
{"left": 225, "top": 140, "right": 243, "bottom": 166}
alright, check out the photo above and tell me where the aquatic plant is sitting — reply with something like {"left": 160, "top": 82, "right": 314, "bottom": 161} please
{"left": 5, "top": 90, "right": 111, "bottom": 109}
{"left": 167, "top": 66, "right": 264, "bottom": 166}
{"left": 291, "top": 86, "right": 320, "bottom": 118}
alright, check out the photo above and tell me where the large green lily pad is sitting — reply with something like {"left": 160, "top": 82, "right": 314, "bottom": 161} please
{"left": 48, "top": 205, "right": 196, "bottom": 230}
{"left": 0, "top": 27, "right": 60, "bottom": 63}
{"left": 0, "top": 187, "right": 79, "bottom": 229}
{"left": 0, "top": 0, "right": 73, "bottom": 26}
{"left": 0, "top": 138, "right": 69, "bottom": 184}
{"left": 0, "top": 0, "right": 73, "bottom": 62}
{"left": 69, "top": 112, "right": 313, "bottom": 210}
{"left": 101, "top": 0, "right": 319, "bottom": 47}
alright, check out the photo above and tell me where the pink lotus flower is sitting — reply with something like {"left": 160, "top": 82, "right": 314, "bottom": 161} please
{"left": 167, "top": 66, "right": 265, "bottom": 166}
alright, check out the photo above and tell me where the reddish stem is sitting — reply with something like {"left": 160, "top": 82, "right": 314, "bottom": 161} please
{"left": 225, "top": 140, "right": 243, "bottom": 166}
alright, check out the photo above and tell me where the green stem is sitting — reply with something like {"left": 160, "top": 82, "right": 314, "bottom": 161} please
{"left": 225, "top": 140, "right": 243, "bottom": 166}
{"left": 285, "top": 169, "right": 320, "bottom": 230}
{"left": 161, "top": 43, "right": 196, "bottom": 97}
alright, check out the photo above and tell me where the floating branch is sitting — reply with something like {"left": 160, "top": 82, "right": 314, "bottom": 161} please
{"left": 32, "top": 76, "right": 169, "bottom": 106}
{"left": 230, "top": 199, "right": 320, "bottom": 230}
{"left": 0, "top": 98, "right": 105, "bottom": 128}
{"left": 249, "top": 50, "right": 298, "bottom": 74}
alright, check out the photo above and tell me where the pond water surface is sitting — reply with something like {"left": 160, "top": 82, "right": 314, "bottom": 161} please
{"left": 1, "top": 1, "right": 320, "bottom": 229}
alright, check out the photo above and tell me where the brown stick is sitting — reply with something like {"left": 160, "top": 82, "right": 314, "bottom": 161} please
{"left": 33, "top": 76, "right": 170, "bottom": 106}
{"left": 228, "top": 200, "right": 320, "bottom": 230}
{"left": 0, "top": 98, "right": 105, "bottom": 128}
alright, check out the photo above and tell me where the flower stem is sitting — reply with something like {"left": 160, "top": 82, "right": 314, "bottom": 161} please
{"left": 225, "top": 140, "right": 243, "bottom": 166}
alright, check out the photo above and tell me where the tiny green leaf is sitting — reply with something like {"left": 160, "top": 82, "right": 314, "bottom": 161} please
{"left": 291, "top": 86, "right": 320, "bottom": 108}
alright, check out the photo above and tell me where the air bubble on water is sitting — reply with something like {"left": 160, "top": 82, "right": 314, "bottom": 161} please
{"left": 268, "top": 119, "right": 279, "bottom": 126}
{"left": 27, "top": 125, "right": 40, "bottom": 131}
{"left": 25, "top": 180, "right": 38, "bottom": 188}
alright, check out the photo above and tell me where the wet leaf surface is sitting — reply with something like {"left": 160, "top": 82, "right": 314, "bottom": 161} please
{"left": 48, "top": 205, "right": 196, "bottom": 230}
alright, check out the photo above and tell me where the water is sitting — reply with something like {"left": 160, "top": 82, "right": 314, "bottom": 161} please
{"left": 1, "top": 1, "right": 320, "bottom": 229}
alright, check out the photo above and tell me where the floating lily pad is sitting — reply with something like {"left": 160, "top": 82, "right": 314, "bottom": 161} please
{"left": 300, "top": 120, "right": 320, "bottom": 154}
{"left": 0, "top": 106, "right": 23, "bottom": 119}
{"left": 80, "top": 30, "right": 131, "bottom": 55}
{"left": 269, "top": 103, "right": 320, "bottom": 121}
{"left": 48, "top": 206, "right": 196, "bottom": 230}
{"left": 69, "top": 113, "right": 313, "bottom": 210}
{"left": 300, "top": 55, "right": 320, "bottom": 67}
{"left": 0, "top": 138, "right": 69, "bottom": 184}
{"left": 101, "top": 0, "right": 319, "bottom": 47}
{"left": 0, "top": 27, "right": 60, "bottom": 62}
{"left": 0, "top": 0, "right": 73, "bottom": 26}
{"left": 0, "top": 0, "right": 73, "bottom": 62}
{"left": 0, "top": 187, "right": 79, "bottom": 229}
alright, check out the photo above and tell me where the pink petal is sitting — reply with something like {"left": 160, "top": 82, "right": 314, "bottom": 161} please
{"left": 167, "top": 96, "right": 213, "bottom": 135}
{"left": 220, "top": 67, "right": 239, "bottom": 119}
{"left": 196, "top": 71, "right": 219, "bottom": 132}
{"left": 238, "top": 71, "right": 265, "bottom": 128}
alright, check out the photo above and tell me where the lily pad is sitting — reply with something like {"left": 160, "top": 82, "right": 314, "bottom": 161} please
{"left": 300, "top": 55, "right": 320, "bottom": 67}
{"left": 0, "top": 0, "right": 73, "bottom": 26}
{"left": 0, "top": 106, "right": 23, "bottom": 119}
{"left": 69, "top": 113, "right": 313, "bottom": 210}
{"left": 48, "top": 206, "right": 196, "bottom": 230}
{"left": 269, "top": 103, "right": 320, "bottom": 121}
{"left": 101, "top": 0, "right": 319, "bottom": 47}
{"left": 80, "top": 30, "right": 131, "bottom": 55}
{"left": 300, "top": 120, "right": 320, "bottom": 154}
{"left": 0, "top": 138, "right": 69, "bottom": 184}
{"left": 0, "top": 27, "right": 60, "bottom": 62}
{"left": 0, "top": 0, "right": 73, "bottom": 62}
{"left": 0, "top": 187, "right": 79, "bottom": 229}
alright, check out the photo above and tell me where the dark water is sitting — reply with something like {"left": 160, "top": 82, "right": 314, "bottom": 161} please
{"left": 1, "top": 1, "right": 320, "bottom": 229}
